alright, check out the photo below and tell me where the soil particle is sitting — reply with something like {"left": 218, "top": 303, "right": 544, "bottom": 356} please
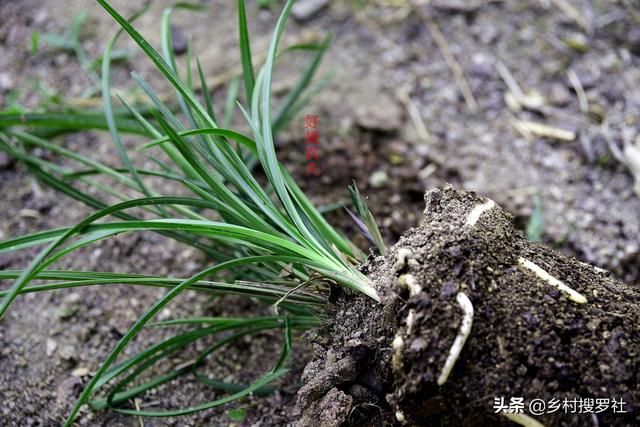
{"left": 296, "top": 185, "right": 640, "bottom": 426}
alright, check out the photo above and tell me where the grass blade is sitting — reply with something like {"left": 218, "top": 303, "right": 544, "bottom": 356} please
{"left": 238, "top": 0, "right": 255, "bottom": 103}
{"left": 0, "top": 112, "right": 146, "bottom": 135}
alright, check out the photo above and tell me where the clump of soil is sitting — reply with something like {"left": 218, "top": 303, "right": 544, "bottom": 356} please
{"left": 295, "top": 185, "right": 640, "bottom": 426}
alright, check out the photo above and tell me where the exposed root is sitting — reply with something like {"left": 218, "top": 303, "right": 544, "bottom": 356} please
{"left": 399, "top": 274, "right": 422, "bottom": 296}
{"left": 502, "top": 412, "right": 546, "bottom": 427}
{"left": 579, "top": 260, "right": 608, "bottom": 274}
{"left": 518, "top": 257, "right": 588, "bottom": 304}
{"left": 405, "top": 309, "right": 416, "bottom": 335}
{"left": 394, "top": 248, "right": 413, "bottom": 269}
{"left": 296, "top": 186, "right": 640, "bottom": 426}
{"left": 437, "top": 292, "right": 474, "bottom": 386}
{"left": 465, "top": 199, "right": 496, "bottom": 227}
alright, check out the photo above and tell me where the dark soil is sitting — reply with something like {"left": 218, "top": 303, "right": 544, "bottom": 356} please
{"left": 296, "top": 186, "right": 640, "bottom": 426}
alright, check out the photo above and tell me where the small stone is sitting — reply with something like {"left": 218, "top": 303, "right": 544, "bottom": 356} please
{"left": 562, "top": 34, "right": 589, "bottom": 53}
{"left": 369, "top": 169, "right": 388, "bottom": 188}
{"left": 410, "top": 337, "right": 427, "bottom": 352}
{"left": 59, "top": 345, "right": 75, "bottom": 361}
{"left": 419, "top": 163, "right": 437, "bottom": 181}
{"left": 549, "top": 82, "right": 571, "bottom": 106}
{"left": 325, "top": 349, "right": 338, "bottom": 367}
{"left": 291, "top": 0, "right": 330, "bottom": 21}
{"left": 0, "top": 151, "right": 14, "bottom": 170}
{"left": 71, "top": 367, "right": 89, "bottom": 377}
{"left": 469, "top": 53, "right": 493, "bottom": 78}
{"left": 33, "top": 9, "right": 49, "bottom": 25}
{"left": 0, "top": 73, "right": 13, "bottom": 92}
{"left": 354, "top": 92, "right": 403, "bottom": 132}
{"left": 57, "top": 304, "right": 79, "bottom": 319}
{"left": 171, "top": 25, "right": 188, "bottom": 55}
{"left": 46, "top": 338, "right": 57, "bottom": 357}
{"left": 64, "top": 293, "right": 81, "bottom": 303}
{"left": 432, "top": 0, "right": 482, "bottom": 12}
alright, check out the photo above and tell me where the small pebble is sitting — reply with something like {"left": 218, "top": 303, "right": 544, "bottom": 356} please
{"left": 0, "top": 151, "right": 14, "bottom": 170}
{"left": 71, "top": 367, "right": 89, "bottom": 377}
{"left": 369, "top": 170, "right": 388, "bottom": 188}
{"left": 292, "top": 0, "right": 330, "bottom": 21}
{"left": 59, "top": 345, "right": 75, "bottom": 361}
{"left": 46, "top": 338, "right": 57, "bottom": 357}
{"left": 171, "top": 25, "right": 188, "bottom": 55}
{"left": 549, "top": 82, "right": 571, "bottom": 106}
{"left": 0, "top": 72, "right": 13, "bottom": 92}
{"left": 354, "top": 92, "right": 403, "bottom": 132}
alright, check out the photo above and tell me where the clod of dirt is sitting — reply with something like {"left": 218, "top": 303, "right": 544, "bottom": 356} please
{"left": 295, "top": 185, "right": 640, "bottom": 426}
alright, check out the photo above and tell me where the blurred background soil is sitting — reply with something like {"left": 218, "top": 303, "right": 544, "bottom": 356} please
{"left": 1, "top": 0, "right": 639, "bottom": 425}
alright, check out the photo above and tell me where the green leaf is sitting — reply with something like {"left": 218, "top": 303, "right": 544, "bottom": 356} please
{"left": 238, "top": 0, "right": 255, "bottom": 103}
{"left": 30, "top": 31, "right": 40, "bottom": 55}
{"left": 0, "top": 112, "right": 147, "bottom": 135}
{"left": 102, "top": 4, "right": 152, "bottom": 198}
{"left": 272, "top": 34, "right": 332, "bottom": 134}
{"left": 62, "top": 256, "right": 298, "bottom": 425}
{"left": 348, "top": 182, "right": 386, "bottom": 255}
{"left": 228, "top": 407, "right": 247, "bottom": 422}
{"left": 526, "top": 194, "right": 544, "bottom": 242}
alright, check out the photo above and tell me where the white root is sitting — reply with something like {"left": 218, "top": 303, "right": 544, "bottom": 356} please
{"left": 465, "top": 199, "right": 496, "bottom": 227}
{"left": 502, "top": 412, "right": 546, "bottom": 427}
{"left": 392, "top": 334, "right": 404, "bottom": 350}
{"left": 406, "top": 309, "right": 416, "bottom": 335}
{"left": 399, "top": 274, "right": 423, "bottom": 296}
{"left": 437, "top": 292, "right": 474, "bottom": 386}
{"left": 395, "top": 248, "right": 413, "bottom": 269}
{"left": 518, "top": 257, "right": 588, "bottom": 304}
{"left": 579, "top": 260, "right": 608, "bottom": 274}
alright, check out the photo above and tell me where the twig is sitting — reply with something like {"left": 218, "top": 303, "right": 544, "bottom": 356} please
{"left": 516, "top": 120, "right": 576, "bottom": 141}
{"left": 495, "top": 60, "right": 524, "bottom": 101}
{"left": 134, "top": 399, "right": 144, "bottom": 427}
{"left": 547, "top": 0, "right": 589, "bottom": 31}
{"left": 415, "top": 6, "right": 479, "bottom": 112}
{"left": 598, "top": 122, "right": 640, "bottom": 197}
{"left": 567, "top": 69, "right": 589, "bottom": 114}
{"left": 397, "top": 87, "right": 433, "bottom": 144}
{"left": 272, "top": 279, "right": 313, "bottom": 315}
